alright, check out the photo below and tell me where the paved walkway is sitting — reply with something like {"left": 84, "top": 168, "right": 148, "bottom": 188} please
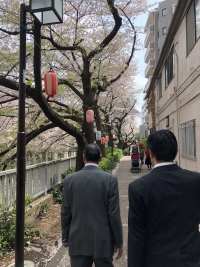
{"left": 47, "top": 156, "right": 150, "bottom": 267}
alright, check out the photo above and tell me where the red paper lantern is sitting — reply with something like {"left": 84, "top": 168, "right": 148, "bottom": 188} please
{"left": 105, "top": 135, "right": 109, "bottom": 142}
{"left": 101, "top": 137, "right": 105, "bottom": 145}
{"left": 86, "top": 108, "right": 94, "bottom": 123}
{"left": 44, "top": 68, "right": 58, "bottom": 97}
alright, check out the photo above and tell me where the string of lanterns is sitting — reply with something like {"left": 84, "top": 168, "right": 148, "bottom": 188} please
{"left": 43, "top": 72, "right": 120, "bottom": 146}
{"left": 95, "top": 129, "right": 119, "bottom": 145}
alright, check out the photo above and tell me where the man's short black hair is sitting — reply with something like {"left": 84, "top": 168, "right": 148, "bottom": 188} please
{"left": 146, "top": 130, "right": 177, "bottom": 162}
{"left": 83, "top": 143, "right": 101, "bottom": 162}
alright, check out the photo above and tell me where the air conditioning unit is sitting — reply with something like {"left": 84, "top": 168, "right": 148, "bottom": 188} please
{"left": 172, "top": 4, "right": 177, "bottom": 14}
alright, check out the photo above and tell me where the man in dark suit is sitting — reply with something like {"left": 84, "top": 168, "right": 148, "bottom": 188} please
{"left": 128, "top": 130, "right": 200, "bottom": 267}
{"left": 61, "top": 143, "right": 123, "bottom": 267}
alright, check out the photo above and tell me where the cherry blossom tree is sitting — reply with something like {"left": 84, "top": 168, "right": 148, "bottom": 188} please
{"left": 0, "top": 0, "right": 149, "bottom": 170}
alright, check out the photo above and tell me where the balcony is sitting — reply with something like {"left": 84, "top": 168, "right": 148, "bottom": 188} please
{"left": 145, "top": 114, "right": 149, "bottom": 123}
{"left": 143, "top": 93, "right": 147, "bottom": 101}
{"left": 142, "top": 99, "right": 149, "bottom": 109}
{"left": 144, "top": 76, "right": 152, "bottom": 93}
{"left": 144, "top": 42, "right": 154, "bottom": 63}
{"left": 144, "top": 12, "right": 154, "bottom": 33}
{"left": 145, "top": 60, "right": 155, "bottom": 79}
{"left": 144, "top": 25, "right": 154, "bottom": 48}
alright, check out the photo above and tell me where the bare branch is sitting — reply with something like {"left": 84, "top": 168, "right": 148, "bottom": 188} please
{"left": 87, "top": 0, "right": 122, "bottom": 60}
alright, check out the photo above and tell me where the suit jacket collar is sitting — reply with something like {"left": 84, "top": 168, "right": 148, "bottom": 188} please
{"left": 151, "top": 164, "right": 181, "bottom": 173}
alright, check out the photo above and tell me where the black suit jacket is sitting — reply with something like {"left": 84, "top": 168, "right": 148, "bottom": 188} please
{"left": 61, "top": 165, "right": 123, "bottom": 259}
{"left": 128, "top": 164, "right": 200, "bottom": 267}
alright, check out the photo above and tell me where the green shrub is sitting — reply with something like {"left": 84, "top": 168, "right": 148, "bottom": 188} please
{"left": 99, "top": 149, "right": 123, "bottom": 172}
{"left": 0, "top": 201, "right": 41, "bottom": 257}
{"left": 99, "top": 157, "right": 116, "bottom": 172}
{"left": 38, "top": 202, "right": 50, "bottom": 217}
{"left": 105, "top": 146, "right": 111, "bottom": 154}
{"left": 61, "top": 167, "right": 75, "bottom": 180}
{"left": 113, "top": 148, "right": 123, "bottom": 161}
{"left": 25, "top": 195, "right": 34, "bottom": 206}
{"left": 50, "top": 167, "right": 75, "bottom": 204}
{"left": 0, "top": 207, "right": 16, "bottom": 256}
{"left": 142, "top": 136, "right": 147, "bottom": 148}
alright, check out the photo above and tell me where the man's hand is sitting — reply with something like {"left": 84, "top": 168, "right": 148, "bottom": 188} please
{"left": 114, "top": 245, "right": 123, "bottom": 260}
{"left": 62, "top": 243, "right": 68, "bottom": 248}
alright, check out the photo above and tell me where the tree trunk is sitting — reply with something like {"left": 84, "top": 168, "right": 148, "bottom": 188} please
{"left": 95, "top": 106, "right": 106, "bottom": 157}
{"left": 75, "top": 137, "right": 87, "bottom": 171}
{"left": 96, "top": 140, "right": 106, "bottom": 157}
{"left": 118, "top": 140, "right": 123, "bottom": 150}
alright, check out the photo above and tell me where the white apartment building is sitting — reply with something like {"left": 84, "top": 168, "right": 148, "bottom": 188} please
{"left": 143, "top": 0, "right": 178, "bottom": 124}
{"left": 144, "top": 0, "right": 200, "bottom": 171}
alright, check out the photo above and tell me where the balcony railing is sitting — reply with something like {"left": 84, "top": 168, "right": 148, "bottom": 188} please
{"left": 144, "top": 13, "right": 154, "bottom": 33}
{"left": 144, "top": 25, "right": 154, "bottom": 48}
{"left": 145, "top": 60, "right": 155, "bottom": 79}
{"left": 145, "top": 114, "right": 149, "bottom": 123}
{"left": 144, "top": 42, "right": 154, "bottom": 63}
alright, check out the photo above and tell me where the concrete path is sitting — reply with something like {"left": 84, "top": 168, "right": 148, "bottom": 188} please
{"left": 47, "top": 156, "right": 150, "bottom": 267}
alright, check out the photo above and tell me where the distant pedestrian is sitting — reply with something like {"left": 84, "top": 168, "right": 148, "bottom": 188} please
{"left": 139, "top": 144, "right": 144, "bottom": 165}
{"left": 131, "top": 141, "right": 141, "bottom": 170}
{"left": 128, "top": 130, "right": 200, "bottom": 267}
{"left": 145, "top": 148, "right": 151, "bottom": 169}
{"left": 61, "top": 143, "right": 123, "bottom": 267}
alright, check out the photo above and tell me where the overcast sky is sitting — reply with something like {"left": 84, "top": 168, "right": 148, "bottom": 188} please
{"left": 134, "top": 0, "right": 163, "bottom": 125}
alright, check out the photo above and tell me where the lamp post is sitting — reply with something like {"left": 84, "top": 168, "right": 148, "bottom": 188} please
{"left": 110, "top": 129, "right": 115, "bottom": 156}
{"left": 13, "top": 1, "right": 63, "bottom": 267}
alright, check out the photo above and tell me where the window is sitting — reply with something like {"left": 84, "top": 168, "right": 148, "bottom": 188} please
{"left": 166, "top": 116, "right": 169, "bottom": 127}
{"left": 180, "top": 120, "right": 196, "bottom": 159}
{"left": 172, "top": 4, "right": 177, "bottom": 14}
{"left": 196, "top": 0, "right": 200, "bottom": 38}
{"left": 162, "top": 27, "right": 167, "bottom": 35}
{"left": 186, "top": 0, "right": 200, "bottom": 54}
{"left": 157, "top": 75, "right": 162, "bottom": 99}
{"left": 165, "top": 46, "right": 175, "bottom": 87}
{"left": 147, "top": 101, "right": 152, "bottom": 114}
{"left": 162, "top": 8, "right": 166, "bottom": 16}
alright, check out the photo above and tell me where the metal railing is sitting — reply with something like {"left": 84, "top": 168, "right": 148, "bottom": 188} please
{"left": 144, "top": 76, "right": 152, "bottom": 95}
{"left": 145, "top": 60, "right": 155, "bottom": 79}
{"left": 144, "top": 24, "right": 154, "bottom": 48}
{"left": 0, "top": 156, "right": 76, "bottom": 208}
{"left": 144, "top": 42, "right": 154, "bottom": 63}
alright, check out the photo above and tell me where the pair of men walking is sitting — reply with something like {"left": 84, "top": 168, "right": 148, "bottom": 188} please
{"left": 61, "top": 130, "right": 200, "bottom": 267}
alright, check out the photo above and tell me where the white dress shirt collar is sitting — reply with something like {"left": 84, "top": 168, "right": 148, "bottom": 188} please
{"left": 85, "top": 163, "right": 98, "bottom": 167}
{"left": 153, "top": 162, "right": 175, "bottom": 169}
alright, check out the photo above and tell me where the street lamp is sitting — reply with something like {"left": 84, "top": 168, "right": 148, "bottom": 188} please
{"left": 113, "top": 117, "right": 119, "bottom": 124}
{"left": 30, "top": 0, "right": 63, "bottom": 25}
{"left": 13, "top": 1, "right": 63, "bottom": 267}
{"left": 110, "top": 129, "right": 114, "bottom": 156}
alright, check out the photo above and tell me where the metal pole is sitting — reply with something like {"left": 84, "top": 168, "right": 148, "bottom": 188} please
{"left": 15, "top": 3, "right": 27, "bottom": 267}
{"left": 111, "top": 135, "right": 113, "bottom": 156}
